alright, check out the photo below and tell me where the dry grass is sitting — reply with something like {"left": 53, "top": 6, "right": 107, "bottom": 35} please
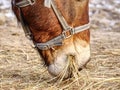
{"left": 0, "top": 0, "right": 120, "bottom": 89}
{"left": 0, "top": 18, "right": 120, "bottom": 90}
{"left": 0, "top": 42, "right": 120, "bottom": 90}
{"left": 0, "top": 21, "right": 120, "bottom": 90}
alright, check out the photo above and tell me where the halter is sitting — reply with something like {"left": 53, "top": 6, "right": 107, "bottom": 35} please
{"left": 15, "top": 0, "right": 90, "bottom": 50}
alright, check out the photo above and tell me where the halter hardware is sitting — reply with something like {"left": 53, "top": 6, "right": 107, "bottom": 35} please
{"left": 16, "top": 0, "right": 35, "bottom": 7}
{"left": 62, "top": 28, "right": 74, "bottom": 39}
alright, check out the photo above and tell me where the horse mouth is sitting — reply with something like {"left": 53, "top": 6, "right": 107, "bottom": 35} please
{"left": 48, "top": 55, "right": 89, "bottom": 79}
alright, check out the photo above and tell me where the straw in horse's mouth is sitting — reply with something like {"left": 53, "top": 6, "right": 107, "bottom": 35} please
{"left": 53, "top": 55, "right": 81, "bottom": 84}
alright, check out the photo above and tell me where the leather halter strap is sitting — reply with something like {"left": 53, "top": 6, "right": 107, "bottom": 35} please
{"left": 16, "top": 0, "right": 35, "bottom": 7}
{"left": 16, "top": 0, "right": 90, "bottom": 50}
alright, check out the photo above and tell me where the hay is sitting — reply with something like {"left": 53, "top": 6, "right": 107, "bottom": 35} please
{"left": 0, "top": 0, "right": 120, "bottom": 89}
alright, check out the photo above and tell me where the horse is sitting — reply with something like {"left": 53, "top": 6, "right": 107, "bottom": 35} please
{"left": 11, "top": 0, "right": 90, "bottom": 78}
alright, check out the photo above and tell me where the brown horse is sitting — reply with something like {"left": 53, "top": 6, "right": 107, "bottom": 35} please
{"left": 12, "top": 0, "right": 90, "bottom": 78}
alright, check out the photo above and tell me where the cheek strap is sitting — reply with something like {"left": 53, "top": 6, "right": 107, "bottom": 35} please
{"left": 44, "top": 0, "right": 52, "bottom": 8}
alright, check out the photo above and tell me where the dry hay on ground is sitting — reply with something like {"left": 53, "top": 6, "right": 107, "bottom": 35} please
{"left": 0, "top": 25, "right": 120, "bottom": 90}
{"left": 0, "top": 0, "right": 120, "bottom": 90}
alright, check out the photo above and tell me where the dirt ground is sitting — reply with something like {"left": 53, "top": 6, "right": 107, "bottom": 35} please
{"left": 0, "top": 0, "right": 120, "bottom": 90}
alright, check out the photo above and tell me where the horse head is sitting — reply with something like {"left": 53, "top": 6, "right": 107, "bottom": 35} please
{"left": 12, "top": 0, "right": 90, "bottom": 78}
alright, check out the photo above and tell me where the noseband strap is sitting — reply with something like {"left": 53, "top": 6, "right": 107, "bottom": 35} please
{"left": 15, "top": 0, "right": 90, "bottom": 50}
{"left": 36, "top": 23, "right": 90, "bottom": 50}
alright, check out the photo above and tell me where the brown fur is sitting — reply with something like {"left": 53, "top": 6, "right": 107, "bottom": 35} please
{"left": 12, "top": 0, "right": 90, "bottom": 65}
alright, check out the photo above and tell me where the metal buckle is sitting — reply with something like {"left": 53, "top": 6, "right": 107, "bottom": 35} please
{"left": 36, "top": 44, "right": 50, "bottom": 50}
{"left": 16, "top": 0, "right": 36, "bottom": 7}
{"left": 42, "top": 46, "right": 48, "bottom": 50}
{"left": 62, "top": 28, "right": 74, "bottom": 39}
{"left": 41, "top": 44, "right": 52, "bottom": 50}
{"left": 29, "top": 0, "right": 35, "bottom": 5}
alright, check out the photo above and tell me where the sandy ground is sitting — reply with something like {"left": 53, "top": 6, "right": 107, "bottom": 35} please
{"left": 0, "top": 0, "right": 120, "bottom": 90}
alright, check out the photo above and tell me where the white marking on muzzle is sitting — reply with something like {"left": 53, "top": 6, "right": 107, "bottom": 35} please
{"left": 48, "top": 54, "right": 69, "bottom": 77}
{"left": 75, "top": 45, "right": 90, "bottom": 68}
{"left": 48, "top": 40, "right": 90, "bottom": 77}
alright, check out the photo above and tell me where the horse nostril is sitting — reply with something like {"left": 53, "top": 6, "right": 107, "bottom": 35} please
{"left": 78, "top": 68, "right": 82, "bottom": 71}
